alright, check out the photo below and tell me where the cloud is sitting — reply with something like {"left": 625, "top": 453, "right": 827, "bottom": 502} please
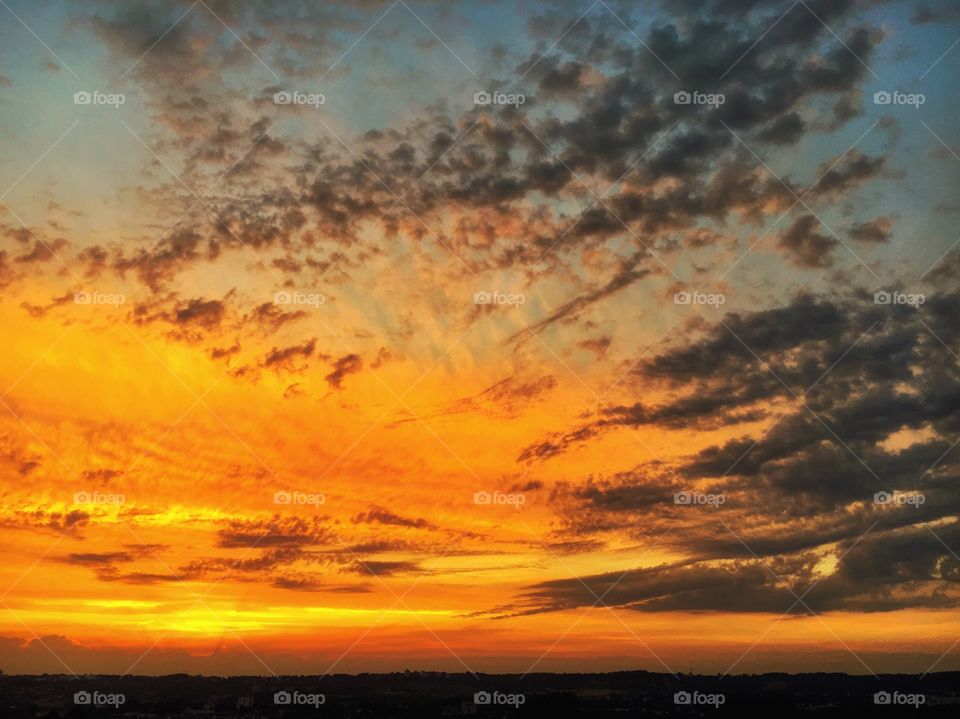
{"left": 325, "top": 353, "right": 363, "bottom": 389}
{"left": 509, "top": 252, "right": 653, "bottom": 344}
{"left": 81, "top": 468, "right": 123, "bottom": 483}
{"left": 14, "top": 0, "right": 888, "bottom": 305}
{"left": 352, "top": 506, "right": 437, "bottom": 530}
{"left": 849, "top": 216, "right": 893, "bottom": 243}
{"left": 245, "top": 302, "right": 307, "bottom": 333}
{"left": 1, "top": 0, "right": 951, "bottom": 653}
{"left": 577, "top": 336, "right": 612, "bottom": 359}
{"left": 217, "top": 515, "right": 333, "bottom": 548}
{"left": 60, "top": 545, "right": 176, "bottom": 584}
{"left": 345, "top": 560, "right": 422, "bottom": 577}
{"left": 131, "top": 293, "right": 230, "bottom": 342}
{"left": 0, "top": 436, "right": 41, "bottom": 476}
{"left": 508, "top": 287, "right": 960, "bottom": 613}
{"left": 15, "top": 238, "right": 69, "bottom": 264}
{"left": 393, "top": 374, "right": 557, "bottom": 425}
{"left": 261, "top": 338, "right": 318, "bottom": 370}
{"left": 0, "top": 508, "right": 90, "bottom": 536}
{"left": 495, "top": 520, "right": 960, "bottom": 616}
{"left": 777, "top": 214, "right": 838, "bottom": 268}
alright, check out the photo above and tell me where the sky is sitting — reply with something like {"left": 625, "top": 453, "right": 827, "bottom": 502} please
{"left": 0, "top": 0, "right": 959, "bottom": 677}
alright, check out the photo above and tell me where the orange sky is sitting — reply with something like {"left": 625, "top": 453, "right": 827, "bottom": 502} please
{"left": 2, "top": 281, "right": 958, "bottom": 676}
{"left": 1, "top": 0, "right": 959, "bottom": 678}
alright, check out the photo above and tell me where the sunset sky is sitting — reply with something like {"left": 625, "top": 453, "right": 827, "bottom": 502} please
{"left": 1, "top": 0, "right": 959, "bottom": 677}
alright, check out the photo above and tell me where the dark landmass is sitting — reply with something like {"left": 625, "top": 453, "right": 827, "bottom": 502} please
{"left": 0, "top": 670, "right": 957, "bottom": 717}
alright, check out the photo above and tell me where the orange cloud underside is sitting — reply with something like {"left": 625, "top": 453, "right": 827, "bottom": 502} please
{"left": 1, "top": 286, "right": 958, "bottom": 676}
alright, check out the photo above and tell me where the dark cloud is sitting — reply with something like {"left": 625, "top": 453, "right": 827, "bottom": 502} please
{"left": 61, "top": 545, "right": 175, "bottom": 584}
{"left": 777, "top": 214, "right": 838, "bottom": 268}
{"left": 131, "top": 293, "right": 230, "bottom": 342}
{"left": 346, "top": 560, "right": 421, "bottom": 577}
{"left": 81, "top": 468, "right": 122, "bottom": 483}
{"left": 0, "top": 436, "right": 41, "bottom": 476}
{"left": 245, "top": 302, "right": 307, "bottom": 333}
{"left": 261, "top": 338, "right": 317, "bottom": 370}
{"left": 496, "top": 521, "right": 960, "bottom": 616}
{"left": 352, "top": 506, "right": 437, "bottom": 530}
{"left": 171, "top": 298, "right": 226, "bottom": 329}
{"left": 394, "top": 374, "right": 557, "bottom": 425}
{"left": 1, "top": 509, "right": 90, "bottom": 535}
{"left": 271, "top": 576, "right": 322, "bottom": 591}
{"left": 849, "top": 216, "right": 893, "bottom": 243}
{"left": 510, "top": 288, "right": 960, "bottom": 613}
{"left": 757, "top": 112, "right": 805, "bottom": 145}
{"left": 577, "top": 335, "right": 612, "bottom": 359}
{"left": 324, "top": 353, "right": 363, "bottom": 389}
{"left": 39, "top": 0, "right": 892, "bottom": 302}
{"left": 910, "top": 1, "right": 960, "bottom": 24}
{"left": 509, "top": 252, "right": 653, "bottom": 344}
{"left": 271, "top": 574, "right": 370, "bottom": 592}
{"left": 217, "top": 515, "right": 333, "bottom": 548}
{"left": 20, "top": 291, "right": 75, "bottom": 319}
{"left": 115, "top": 230, "right": 205, "bottom": 291}
{"left": 536, "top": 58, "right": 588, "bottom": 96}
{"left": 15, "top": 239, "right": 68, "bottom": 264}
{"left": 209, "top": 342, "right": 241, "bottom": 360}
{"left": 370, "top": 346, "right": 393, "bottom": 369}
